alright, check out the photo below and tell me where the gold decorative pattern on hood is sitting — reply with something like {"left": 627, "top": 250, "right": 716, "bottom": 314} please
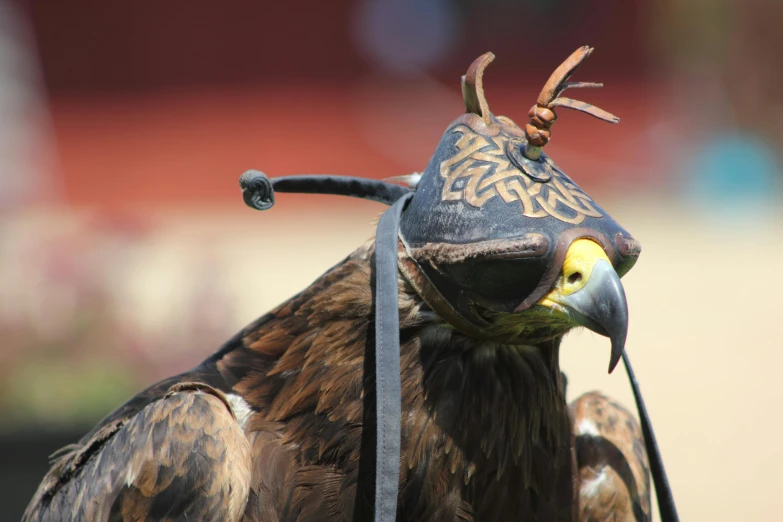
{"left": 440, "top": 124, "right": 603, "bottom": 224}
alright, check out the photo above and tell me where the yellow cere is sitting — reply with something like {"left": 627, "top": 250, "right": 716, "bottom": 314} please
{"left": 538, "top": 239, "right": 610, "bottom": 310}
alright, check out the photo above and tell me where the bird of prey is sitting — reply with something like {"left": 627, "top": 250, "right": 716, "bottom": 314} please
{"left": 24, "top": 47, "right": 672, "bottom": 522}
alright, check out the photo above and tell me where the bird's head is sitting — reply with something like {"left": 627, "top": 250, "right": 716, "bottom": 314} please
{"left": 397, "top": 47, "right": 640, "bottom": 373}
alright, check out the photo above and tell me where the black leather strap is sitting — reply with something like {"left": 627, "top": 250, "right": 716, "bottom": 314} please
{"left": 274, "top": 175, "right": 411, "bottom": 205}
{"left": 238, "top": 170, "right": 411, "bottom": 211}
{"left": 622, "top": 351, "right": 679, "bottom": 522}
{"left": 372, "top": 193, "right": 413, "bottom": 522}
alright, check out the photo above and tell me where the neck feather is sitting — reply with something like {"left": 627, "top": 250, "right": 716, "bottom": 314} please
{"left": 400, "top": 323, "right": 571, "bottom": 488}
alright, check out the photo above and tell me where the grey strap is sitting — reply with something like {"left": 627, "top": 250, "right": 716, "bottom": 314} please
{"left": 622, "top": 351, "right": 679, "bottom": 522}
{"left": 372, "top": 193, "right": 412, "bottom": 522}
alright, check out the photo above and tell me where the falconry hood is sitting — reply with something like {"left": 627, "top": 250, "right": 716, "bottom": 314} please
{"left": 397, "top": 47, "right": 641, "bottom": 347}
{"left": 238, "top": 46, "right": 677, "bottom": 522}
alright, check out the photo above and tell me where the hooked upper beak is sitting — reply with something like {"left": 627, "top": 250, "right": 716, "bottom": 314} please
{"left": 536, "top": 239, "right": 629, "bottom": 373}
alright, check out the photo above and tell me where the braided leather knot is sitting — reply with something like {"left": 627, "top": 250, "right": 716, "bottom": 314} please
{"left": 525, "top": 105, "right": 557, "bottom": 147}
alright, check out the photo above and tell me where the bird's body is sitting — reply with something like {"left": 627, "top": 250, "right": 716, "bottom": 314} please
{"left": 24, "top": 244, "right": 649, "bottom": 522}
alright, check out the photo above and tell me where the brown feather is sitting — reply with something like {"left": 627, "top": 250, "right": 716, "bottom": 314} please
{"left": 571, "top": 392, "right": 652, "bottom": 522}
{"left": 24, "top": 383, "right": 251, "bottom": 522}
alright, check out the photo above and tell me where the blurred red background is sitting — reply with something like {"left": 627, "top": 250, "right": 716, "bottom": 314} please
{"left": 28, "top": 0, "right": 659, "bottom": 207}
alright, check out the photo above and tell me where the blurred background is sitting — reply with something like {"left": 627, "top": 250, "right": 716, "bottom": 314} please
{"left": 1, "top": 0, "right": 781, "bottom": 519}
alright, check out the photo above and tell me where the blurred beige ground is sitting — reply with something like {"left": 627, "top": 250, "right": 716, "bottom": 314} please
{"left": 5, "top": 196, "right": 778, "bottom": 520}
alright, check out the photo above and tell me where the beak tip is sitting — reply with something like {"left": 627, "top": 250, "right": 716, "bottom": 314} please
{"left": 608, "top": 338, "right": 624, "bottom": 374}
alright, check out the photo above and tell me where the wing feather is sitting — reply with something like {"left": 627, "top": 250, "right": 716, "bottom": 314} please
{"left": 571, "top": 391, "right": 652, "bottom": 522}
{"left": 23, "top": 383, "right": 252, "bottom": 522}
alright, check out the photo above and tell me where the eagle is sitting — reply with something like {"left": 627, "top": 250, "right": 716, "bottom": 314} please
{"left": 24, "top": 47, "right": 675, "bottom": 522}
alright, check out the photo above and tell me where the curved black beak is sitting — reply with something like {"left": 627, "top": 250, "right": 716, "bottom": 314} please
{"left": 557, "top": 259, "right": 628, "bottom": 373}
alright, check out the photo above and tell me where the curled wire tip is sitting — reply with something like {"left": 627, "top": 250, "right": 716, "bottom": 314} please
{"left": 239, "top": 170, "right": 275, "bottom": 211}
